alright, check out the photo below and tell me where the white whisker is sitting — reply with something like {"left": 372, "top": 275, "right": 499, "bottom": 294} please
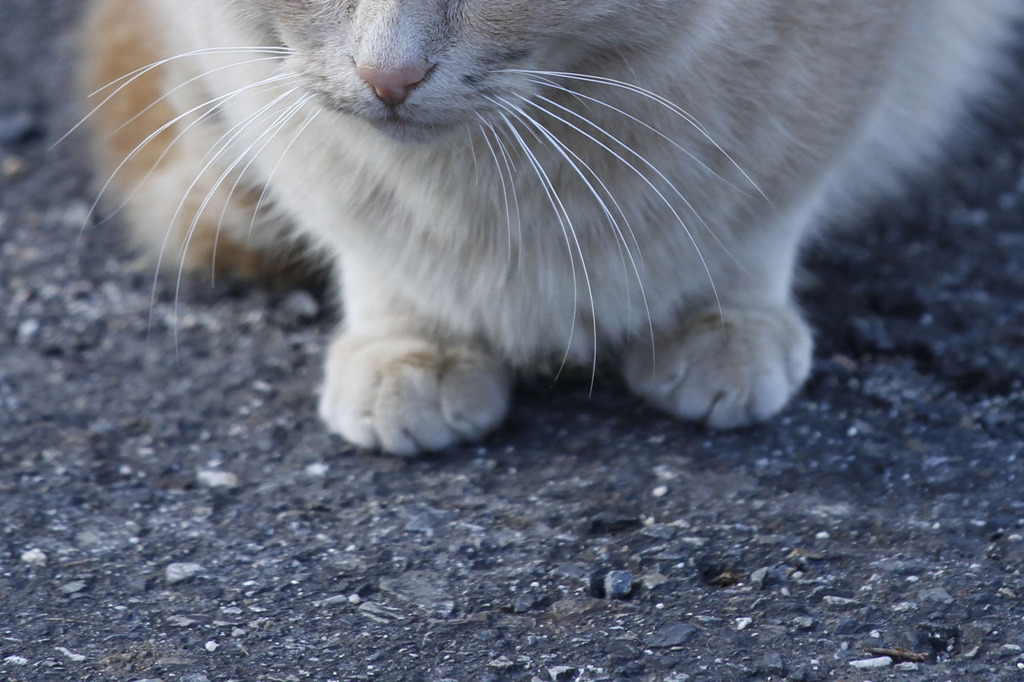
{"left": 147, "top": 86, "right": 300, "bottom": 348}
{"left": 475, "top": 118, "right": 517, "bottom": 270}
{"left": 485, "top": 121, "right": 525, "bottom": 272}
{"left": 209, "top": 95, "right": 317, "bottom": 283}
{"left": 57, "top": 46, "right": 293, "bottom": 147}
{"left": 176, "top": 93, "right": 308, "bottom": 302}
{"left": 526, "top": 75, "right": 747, "bottom": 198}
{"left": 81, "top": 73, "right": 299, "bottom": 244}
{"left": 112, "top": 55, "right": 294, "bottom": 137}
{"left": 240, "top": 104, "right": 322, "bottom": 272}
{"left": 497, "top": 95, "right": 656, "bottom": 370}
{"left": 514, "top": 93, "right": 724, "bottom": 321}
{"left": 526, "top": 91, "right": 742, "bottom": 274}
{"left": 488, "top": 97, "right": 598, "bottom": 389}
{"left": 464, "top": 125, "right": 480, "bottom": 186}
{"left": 502, "top": 69, "right": 769, "bottom": 203}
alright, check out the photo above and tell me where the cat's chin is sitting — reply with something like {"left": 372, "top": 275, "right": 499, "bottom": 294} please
{"left": 363, "top": 115, "right": 461, "bottom": 145}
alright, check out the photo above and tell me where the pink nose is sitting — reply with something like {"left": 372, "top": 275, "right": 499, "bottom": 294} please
{"left": 357, "top": 64, "right": 431, "bottom": 105}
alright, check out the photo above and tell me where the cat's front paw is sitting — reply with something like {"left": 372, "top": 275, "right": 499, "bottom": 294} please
{"left": 624, "top": 306, "right": 813, "bottom": 429}
{"left": 318, "top": 334, "right": 510, "bottom": 456}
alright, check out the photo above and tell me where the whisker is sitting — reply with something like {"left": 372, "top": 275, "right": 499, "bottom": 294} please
{"left": 147, "top": 86, "right": 300, "bottom": 349}
{"left": 497, "top": 96, "right": 656, "bottom": 369}
{"left": 171, "top": 93, "right": 305, "bottom": 351}
{"left": 112, "top": 56, "right": 294, "bottom": 136}
{"left": 526, "top": 90, "right": 741, "bottom": 274}
{"left": 526, "top": 75, "right": 747, "bottom": 198}
{"left": 515, "top": 93, "right": 724, "bottom": 321}
{"left": 511, "top": 94, "right": 647, "bottom": 266}
{"left": 464, "top": 125, "right": 480, "bottom": 186}
{"left": 526, "top": 78, "right": 751, "bottom": 275}
{"left": 79, "top": 73, "right": 299, "bottom": 244}
{"left": 484, "top": 121, "right": 524, "bottom": 272}
{"left": 174, "top": 92, "right": 307, "bottom": 309}
{"left": 209, "top": 95, "right": 317, "bottom": 283}
{"left": 88, "top": 47, "right": 293, "bottom": 97}
{"left": 488, "top": 97, "right": 598, "bottom": 390}
{"left": 239, "top": 103, "right": 322, "bottom": 274}
{"left": 501, "top": 69, "right": 770, "bottom": 203}
{"left": 57, "top": 46, "right": 294, "bottom": 147}
{"left": 474, "top": 118, "right": 517, "bottom": 270}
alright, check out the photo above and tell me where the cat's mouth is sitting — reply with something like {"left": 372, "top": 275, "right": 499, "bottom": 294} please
{"left": 362, "top": 110, "right": 460, "bottom": 143}
{"left": 311, "top": 90, "right": 457, "bottom": 143}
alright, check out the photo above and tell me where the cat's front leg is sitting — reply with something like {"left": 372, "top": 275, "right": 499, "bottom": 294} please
{"left": 623, "top": 305, "right": 813, "bottom": 428}
{"left": 318, "top": 331, "right": 510, "bottom": 456}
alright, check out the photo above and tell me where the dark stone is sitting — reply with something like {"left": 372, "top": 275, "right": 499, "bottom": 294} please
{"left": 833, "top": 618, "right": 859, "bottom": 635}
{"left": 759, "top": 652, "right": 786, "bottom": 677}
{"left": 648, "top": 623, "right": 698, "bottom": 648}
{"left": 586, "top": 512, "right": 644, "bottom": 536}
{"left": 604, "top": 570, "right": 634, "bottom": 599}
{"left": 512, "top": 593, "right": 536, "bottom": 613}
{"left": 606, "top": 638, "right": 641, "bottom": 660}
{"left": 378, "top": 571, "right": 455, "bottom": 618}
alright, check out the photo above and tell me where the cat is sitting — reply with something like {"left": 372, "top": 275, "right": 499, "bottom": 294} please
{"left": 79, "top": 0, "right": 1022, "bottom": 455}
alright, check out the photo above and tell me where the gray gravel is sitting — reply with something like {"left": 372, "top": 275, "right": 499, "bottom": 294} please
{"left": 2, "top": 2, "right": 1024, "bottom": 681}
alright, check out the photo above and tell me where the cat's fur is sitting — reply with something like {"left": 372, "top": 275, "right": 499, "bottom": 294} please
{"left": 80, "top": 0, "right": 1022, "bottom": 455}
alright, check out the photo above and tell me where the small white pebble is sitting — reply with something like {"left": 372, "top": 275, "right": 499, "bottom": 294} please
{"left": 348, "top": 594, "right": 362, "bottom": 605}
{"left": 304, "top": 462, "right": 330, "bottom": 477}
{"left": 652, "top": 485, "right": 669, "bottom": 498}
{"left": 735, "top": 617, "right": 753, "bottom": 631}
{"left": 205, "top": 640, "right": 219, "bottom": 652}
{"left": 549, "top": 666, "right": 576, "bottom": 681}
{"left": 16, "top": 318, "right": 40, "bottom": 341}
{"left": 4, "top": 656, "right": 29, "bottom": 666}
{"left": 815, "top": 531, "right": 830, "bottom": 541}
{"left": 55, "top": 647, "right": 86, "bottom": 663}
{"left": 197, "top": 470, "right": 239, "bottom": 489}
{"left": 849, "top": 656, "right": 892, "bottom": 670}
{"left": 165, "top": 562, "right": 204, "bottom": 585}
{"left": 59, "top": 580, "right": 87, "bottom": 595}
{"left": 20, "top": 548, "right": 47, "bottom": 567}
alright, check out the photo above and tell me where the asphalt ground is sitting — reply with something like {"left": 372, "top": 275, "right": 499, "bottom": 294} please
{"left": 2, "top": 2, "right": 1024, "bottom": 681}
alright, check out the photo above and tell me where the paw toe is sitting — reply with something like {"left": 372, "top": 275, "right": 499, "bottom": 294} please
{"left": 319, "top": 335, "right": 509, "bottom": 455}
{"left": 626, "top": 306, "right": 812, "bottom": 429}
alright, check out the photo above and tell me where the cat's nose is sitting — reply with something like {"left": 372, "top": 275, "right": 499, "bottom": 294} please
{"left": 357, "top": 63, "right": 431, "bottom": 106}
